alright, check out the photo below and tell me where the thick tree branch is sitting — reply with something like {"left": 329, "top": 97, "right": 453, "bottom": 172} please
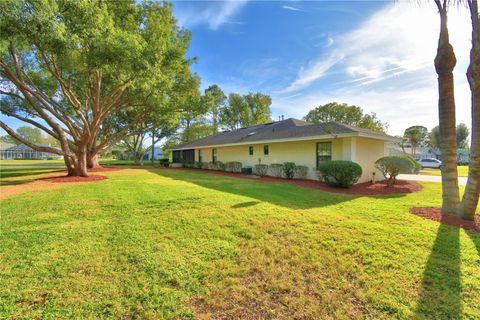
{"left": 0, "top": 121, "right": 65, "bottom": 155}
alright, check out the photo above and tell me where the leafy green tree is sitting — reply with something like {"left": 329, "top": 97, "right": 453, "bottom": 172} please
{"left": 15, "top": 126, "right": 43, "bottom": 144}
{"left": 429, "top": 124, "right": 469, "bottom": 150}
{"left": 181, "top": 122, "right": 216, "bottom": 143}
{"left": 204, "top": 85, "right": 226, "bottom": 132}
{"left": 220, "top": 93, "right": 248, "bottom": 130}
{"left": 244, "top": 92, "right": 272, "bottom": 125}
{"left": 220, "top": 92, "right": 272, "bottom": 130}
{"left": 0, "top": 0, "right": 190, "bottom": 176}
{"left": 303, "top": 102, "right": 388, "bottom": 133}
{"left": 429, "top": 126, "right": 441, "bottom": 149}
{"left": 403, "top": 126, "right": 428, "bottom": 156}
{"left": 0, "top": 134, "right": 18, "bottom": 145}
{"left": 456, "top": 123, "right": 470, "bottom": 149}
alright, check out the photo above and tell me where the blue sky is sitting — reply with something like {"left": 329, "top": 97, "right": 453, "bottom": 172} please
{"left": 173, "top": 0, "right": 472, "bottom": 136}
{"left": 1, "top": 1, "right": 472, "bottom": 137}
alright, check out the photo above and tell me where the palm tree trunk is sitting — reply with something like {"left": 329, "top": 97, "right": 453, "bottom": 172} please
{"left": 459, "top": 0, "right": 480, "bottom": 220}
{"left": 434, "top": 1, "right": 460, "bottom": 215}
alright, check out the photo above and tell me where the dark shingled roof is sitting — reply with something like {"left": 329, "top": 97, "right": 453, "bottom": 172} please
{"left": 172, "top": 118, "right": 398, "bottom": 150}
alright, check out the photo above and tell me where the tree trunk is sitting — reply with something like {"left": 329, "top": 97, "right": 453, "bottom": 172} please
{"left": 87, "top": 153, "right": 102, "bottom": 169}
{"left": 434, "top": 4, "right": 460, "bottom": 215}
{"left": 64, "top": 156, "right": 76, "bottom": 176}
{"left": 459, "top": 0, "right": 480, "bottom": 220}
{"left": 76, "top": 149, "right": 89, "bottom": 177}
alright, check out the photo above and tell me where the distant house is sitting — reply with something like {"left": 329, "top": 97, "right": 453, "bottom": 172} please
{"left": 170, "top": 118, "right": 401, "bottom": 183}
{"left": 0, "top": 142, "right": 15, "bottom": 159}
{"left": 143, "top": 146, "right": 164, "bottom": 161}
{"left": 389, "top": 146, "right": 441, "bottom": 160}
{"left": 0, "top": 144, "right": 61, "bottom": 160}
{"left": 389, "top": 146, "right": 470, "bottom": 163}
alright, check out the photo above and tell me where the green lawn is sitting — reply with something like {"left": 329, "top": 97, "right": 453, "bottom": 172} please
{"left": 420, "top": 166, "right": 469, "bottom": 177}
{"left": 0, "top": 166, "right": 478, "bottom": 319}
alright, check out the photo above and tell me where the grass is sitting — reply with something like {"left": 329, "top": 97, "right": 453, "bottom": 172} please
{"left": 420, "top": 166, "right": 469, "bottom": 177}
{"left": 0, "top": 166, "right": 479, "bottom": 319}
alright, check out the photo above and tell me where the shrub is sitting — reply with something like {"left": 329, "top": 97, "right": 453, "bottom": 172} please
{"left": 225, "top": 161, "right": 242, "bottom": 173}
{"left": 375, "top": 156, "right": 414, "bottom": 186}
{"left": 215, "top": 161, "right": 225, "bottom": 171}
{"left": 283, "top": 162, "right": 296, "bottom": 179}
{"left": 158, "top": 158, "right": 170, "bottom": 167}
{"left": 294, "top": 165, "right": 309, "bottom": 179}
{"left": 317, "top": 160, "right": 362, "bottom": 188}
{"left": 195, "top": 162, "right": 204, "bottom": 169}
{"left": 269, "top": 163, "right": 283, "bottom": 177}
{"left": 395, "top": 154, "right": 421, "bottom": 173}
{"left": 184, "top": 162, "right": 194, "bottom": 168}
{"left": 255, "top": 164, "right": 269, "bottom": 177}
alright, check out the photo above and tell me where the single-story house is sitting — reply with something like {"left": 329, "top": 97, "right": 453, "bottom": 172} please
{"left": 170, "top": 118, "right": 401, "bottom": 183}
{"left": 0, "top": 143, "right": 62, "bottom": 160}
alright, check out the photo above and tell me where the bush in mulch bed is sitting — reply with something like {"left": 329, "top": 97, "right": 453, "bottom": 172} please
{"left": 37, "top": 175, "right": 107, "bottom": 183}
{"left": 410, "top": 207, "right": 480, "bottom": 232}
{"left": 192, "top": 169, "right": 422, "bottom": 196}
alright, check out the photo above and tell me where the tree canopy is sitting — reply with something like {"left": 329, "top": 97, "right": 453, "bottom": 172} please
{"left": 303, "top": 102, "right": 388, "bottom": 133}
{"left": 220, "top": 92, "right": 272, "bottom": 130}
{"left": 0, "top": 0, "right": 191, "bottom": 175}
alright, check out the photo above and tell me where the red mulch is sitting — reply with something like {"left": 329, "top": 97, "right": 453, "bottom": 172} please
{"left": 87, "top": 167, "right": 123, "bottom": 172}
{"left": 37, "top": 175, "right": 107, "bottom": 183}
{"left": 160, "top": 168, "right": 422, "bottom": 196}
{"left": 410, "top": 207, "right": 480, "bottom": 232}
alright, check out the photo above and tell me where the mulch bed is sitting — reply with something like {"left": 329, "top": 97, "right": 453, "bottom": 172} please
{"left": 36, "top": 175, "right": 107, "bottom": 183}
{"left": 410, "top": 207, "right": 480, "bottom": 232}
{"left": 87, "top": 167, "right": 124, "bottom": 172}
{"left": 160, "top": 168, "right": 422, "bottom": 196}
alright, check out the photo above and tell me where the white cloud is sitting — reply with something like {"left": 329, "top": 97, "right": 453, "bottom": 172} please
{"left": 274, "top": 2, "right": 472, "bottom": 135}
{"left": 282, "top": 5, "right": 302, "bottom": 12}
{"left": 280, "top": 51, "right": 344, "bottom": 93}
{"left": 174, "top": 0, "right": 248, "bottom": 30}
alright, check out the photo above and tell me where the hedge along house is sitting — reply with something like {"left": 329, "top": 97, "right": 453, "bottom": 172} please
{"left": 170, "top": 118, "right": 401, "bottom": 183}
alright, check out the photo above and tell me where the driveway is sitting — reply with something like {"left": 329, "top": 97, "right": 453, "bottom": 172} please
{"left": 398, "top": 174, "right": 468, "bottom": 186}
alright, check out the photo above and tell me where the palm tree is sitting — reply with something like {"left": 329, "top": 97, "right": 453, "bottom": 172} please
{"left": 459, "top": 0, "right": 480, "bottom": 220}
{"left": 433, "top": 0, "right": 461, "bottom": 215}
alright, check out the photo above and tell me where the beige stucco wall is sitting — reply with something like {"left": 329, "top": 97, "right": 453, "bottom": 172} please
{"left": 354, "top": 137, "right": 389, "bottom": 183}
{"left": 194, "top": 138, "right": 344, "bottom": 180}
{"left": 175, "top": 136, "right": 388, "bottom": 183}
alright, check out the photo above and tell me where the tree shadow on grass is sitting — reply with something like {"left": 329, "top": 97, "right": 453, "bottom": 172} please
{"left": 232, "top": 201, "right": 260, "bottom": 208}
{"left": 415, "top": 219, "right": 462, "bottom": 319}
{"left": 149, "top": 169, "right": 410, "bottom": 210}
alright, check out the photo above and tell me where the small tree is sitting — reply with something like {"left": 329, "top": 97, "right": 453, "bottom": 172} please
{"left": 375, "top": 156, "right": 414, "bottom": 187}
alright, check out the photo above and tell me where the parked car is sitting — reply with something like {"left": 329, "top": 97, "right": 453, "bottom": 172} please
{"left": 417, "top": 158, "right": 442, "bottom": 169}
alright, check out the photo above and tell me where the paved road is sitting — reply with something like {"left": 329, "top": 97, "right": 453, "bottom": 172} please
{"left": 398, "top": 174, "right": 468, "bottom": 186}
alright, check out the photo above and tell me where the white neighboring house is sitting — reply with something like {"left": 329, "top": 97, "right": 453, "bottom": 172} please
{"left": 143, "top": 146, "right": 164, "bottom": 161}
{"left": 0, "top": 143, "right": 62, "bottom": 160}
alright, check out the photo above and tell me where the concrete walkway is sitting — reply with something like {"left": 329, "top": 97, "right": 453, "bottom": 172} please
{"left": 398, "top": 174, "right": 468, "bottom": 186}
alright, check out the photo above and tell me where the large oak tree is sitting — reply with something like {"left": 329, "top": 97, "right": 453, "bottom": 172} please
{"left": 0, "top": 0, "right": 191, "bottom": 176}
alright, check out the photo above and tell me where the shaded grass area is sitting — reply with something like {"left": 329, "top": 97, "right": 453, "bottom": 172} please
{"left": 0, "top": 168, "right": 479, "bottom": 319}
{"left": 0, "top": 165, "right": 66, "bottom": 186}
{"left": 420, "top": 166, "right": 469, "bottom": 177}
